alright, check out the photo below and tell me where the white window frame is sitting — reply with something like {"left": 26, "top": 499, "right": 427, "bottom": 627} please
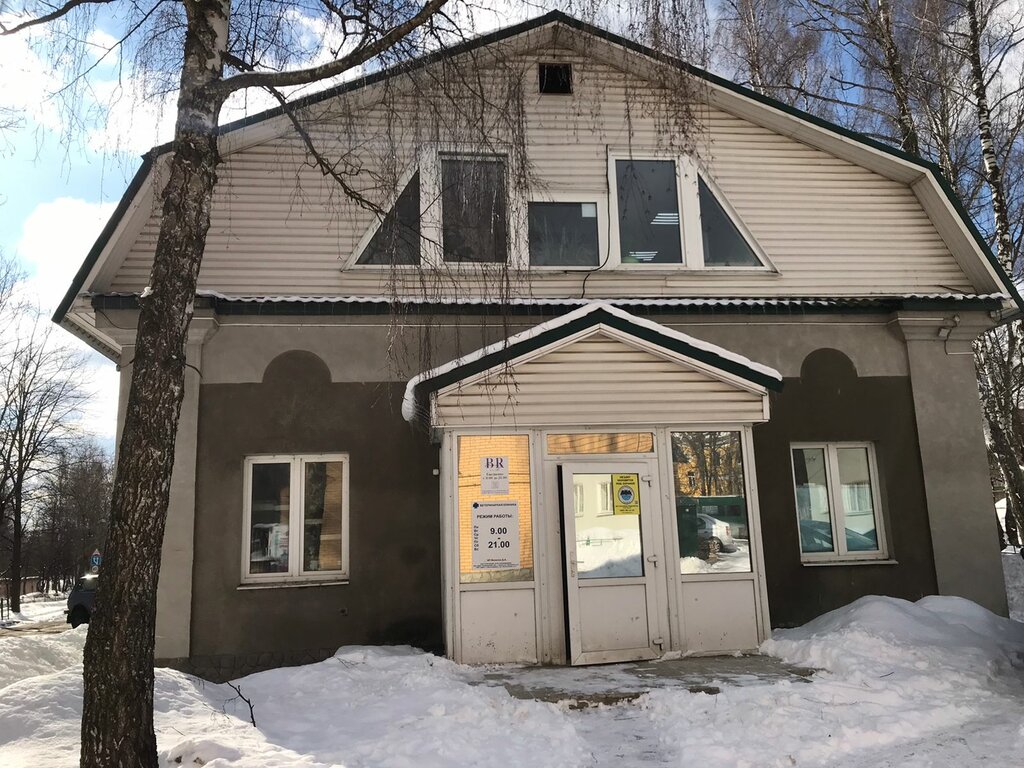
{"left": 607, "top": 149, "right": 701, "bottom": 269}
{"left": 523, "top": 192, "right": 610, "bottom": 271}
{"left": 790, "top": 442, "right": 888, "bottom": 564}
{"left": 597, "top": 480, "right": 613, "bottom": 516}
{"left": 422, "top": 147, "right": 526, "bottom": 269}
{"left": 606, "top": 148, "right": 774, "bottom": 272}
{"left": 241, "top": 453, "right": 351, "bottom": 585}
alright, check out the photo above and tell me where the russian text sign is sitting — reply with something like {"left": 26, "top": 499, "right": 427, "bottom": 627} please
{"left": 612, "top": 474, "right": 641, "bottom": 515}
{"left": 471, "top": 501, "right": 520, "bottom": 569}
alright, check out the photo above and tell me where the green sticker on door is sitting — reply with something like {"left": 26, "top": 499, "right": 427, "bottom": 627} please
{"left": 612, "top": 474, "right": 641, "bottom": 515}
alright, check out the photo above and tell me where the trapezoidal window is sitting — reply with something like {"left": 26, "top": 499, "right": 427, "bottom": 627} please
{"left": 356, "top": 172, "right": 420, "bottom": 265}
{"left": 441, "top": 157, "right": 508, "bottom": 263}
{"left": 698, "top": 176, "right": 762, "bottom": 267}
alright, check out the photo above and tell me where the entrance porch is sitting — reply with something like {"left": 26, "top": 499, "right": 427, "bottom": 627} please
{"left": 403, "top": 302, "right": 783, "bottom": 665}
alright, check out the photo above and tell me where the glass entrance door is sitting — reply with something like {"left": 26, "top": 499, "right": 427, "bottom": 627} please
{"left": 559, "top": 461, "right": 664, "bottom": 665}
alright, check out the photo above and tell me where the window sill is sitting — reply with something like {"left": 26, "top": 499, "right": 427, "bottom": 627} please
{"left": 237, "top": 579, "right": 349, "bottom": 590}
{"left": 800, "top": 558, "right": 897, "bottom": 567}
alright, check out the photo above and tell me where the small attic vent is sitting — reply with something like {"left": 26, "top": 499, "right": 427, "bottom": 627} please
{"left": 539, "top": 63, "right": 572, "bottom": 94}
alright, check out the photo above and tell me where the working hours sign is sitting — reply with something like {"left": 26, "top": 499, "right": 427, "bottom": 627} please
{"left": 612, "top": 474, "right": 641, "bottom": 515}
{"left": 471, "top": 501, "right": 520, "bottom": 569}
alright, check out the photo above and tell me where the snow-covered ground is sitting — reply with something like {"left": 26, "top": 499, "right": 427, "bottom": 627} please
{"left": 0, "top": 594, "right": 67, "bottom": 628}
{"left": 2, "top": 594, "right": 1023, "bottom": 767}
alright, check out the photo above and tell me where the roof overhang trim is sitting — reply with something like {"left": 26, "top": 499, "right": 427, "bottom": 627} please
{"left": 53, "top": 10, "right": 1024, "bottom": 326}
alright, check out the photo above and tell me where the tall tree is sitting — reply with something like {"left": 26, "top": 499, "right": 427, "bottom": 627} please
{"left": 0, "top": 311, "right": 89, "bottom": 612}
{"left": 714, "top": 0, "right": 836, "bottom": 115}
{"left": 2, "top": 2, "right": 706, "bottom": 764}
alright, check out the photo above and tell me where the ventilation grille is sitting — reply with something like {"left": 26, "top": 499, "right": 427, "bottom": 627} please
{"left": 539, "top": 63, "right": 572, "bottom": 94}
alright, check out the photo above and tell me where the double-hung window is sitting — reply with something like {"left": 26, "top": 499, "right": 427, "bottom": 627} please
{"left": 243, "top": 454, "right": 350, "bottom": 584}
{"left": 791, "top": 443, "right": 888, "bottom": 563}
{"left": 441, "top": 156, "right": 508, "bottom": 263}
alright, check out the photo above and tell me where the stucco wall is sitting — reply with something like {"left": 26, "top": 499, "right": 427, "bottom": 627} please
{"left": 186, "top": 351, "right": 442, "bottom": 678}
{"left": 151, "top": 310, "right": 1005, "bottom": 674}
{"left": 752, "top": 349, "right": 939, "bottom": 627}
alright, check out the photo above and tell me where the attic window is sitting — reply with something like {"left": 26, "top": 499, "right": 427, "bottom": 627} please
{"left": 356, "top": 172, "right": 420, "bottom": 265}
{"left": 698, "top": 177, "right": 762, "bottom": 267}
{"left": 539, "top": 63, "right": 572, "bottom": 94}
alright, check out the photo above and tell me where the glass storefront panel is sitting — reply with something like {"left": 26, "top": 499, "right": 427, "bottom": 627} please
{"left": 458, "top": 435, "right": 534, "bottom": 583}
{"left": 671, "top": 431, "right": 752, "bottom": 574}
{"left": 546, "top": 432, "right": 654, "bottom": 455}
{"left": 572, "top": 472, "right": 645, "bottom": 579}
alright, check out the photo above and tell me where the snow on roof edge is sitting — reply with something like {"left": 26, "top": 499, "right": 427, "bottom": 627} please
{"left": 400, "top": 300, "right": 782, "bottom": 422}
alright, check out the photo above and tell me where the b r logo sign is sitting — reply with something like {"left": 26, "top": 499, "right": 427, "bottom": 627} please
{"left": 481, "top": 456, "right": 510, "bottom": 495}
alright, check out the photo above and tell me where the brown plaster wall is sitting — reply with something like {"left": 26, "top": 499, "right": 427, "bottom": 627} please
{"left": 753, "top": 349, "right": 939, "bottom": 627}
{"left": 189, "top": 351, "right": 442, "bottom": 673}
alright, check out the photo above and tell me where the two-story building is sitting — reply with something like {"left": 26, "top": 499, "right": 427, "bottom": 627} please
{"left": 55, "top": 12, "right": 1019, "bottom": 679}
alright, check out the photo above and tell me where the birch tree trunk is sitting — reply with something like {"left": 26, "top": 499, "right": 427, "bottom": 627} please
{"left": 962, "top": 0, "right": 1024, "bottom": 548}
{"left": 79, "top": 2, "right": 229, "bottom": 765}
{"left": 874, "top": 0, "right": 920, "bottom": 155}
{"left": 966, "top": 0, "right": 1013, "bottom": 263}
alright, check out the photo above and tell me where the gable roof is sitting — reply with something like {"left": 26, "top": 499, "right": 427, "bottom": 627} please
{"left": 53, "top": 9, "right": 1024, "bottom": 327}
{"left": 402, "top": 301, "right": 783, "bottom": 423}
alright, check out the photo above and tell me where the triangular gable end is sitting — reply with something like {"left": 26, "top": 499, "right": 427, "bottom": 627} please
{"left": 53, "top": 10, "right": 1023, "bottom": 347}
{"left": 431, "top": 326, "right": 772, "bottom": 428}
{"left": 403, "top": 302, "right": 782, "bottom": 427}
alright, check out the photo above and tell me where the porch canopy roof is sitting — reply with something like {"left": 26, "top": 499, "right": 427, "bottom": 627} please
{"left": 402, "top": 302, "right": 782, "bottom": 428}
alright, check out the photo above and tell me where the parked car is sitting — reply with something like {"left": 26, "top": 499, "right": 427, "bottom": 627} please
{"left": 677, "top": 501, "right": 740, "bottom": 560}
{"left": 798, "top": 519, "right": 878, "bottom": 553}
{"left": 66, "top": 575, "right": 98, "bottom": 628}
{"left": 698, "top": 514, "right": 738, "bottom": 553}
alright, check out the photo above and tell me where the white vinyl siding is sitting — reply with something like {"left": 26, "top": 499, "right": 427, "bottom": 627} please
{"left": 106, "top": 50, "right": 975, "bottom": 297}
{"left": 433, "top": 332, "right": 767, "bottom": 428}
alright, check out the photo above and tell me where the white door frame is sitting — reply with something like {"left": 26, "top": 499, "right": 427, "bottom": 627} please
{"left": 439, "top": 425, "right": 771, "bottom": 664}
{"left": 558, "top": 458, "right": 668, "bottom": 665}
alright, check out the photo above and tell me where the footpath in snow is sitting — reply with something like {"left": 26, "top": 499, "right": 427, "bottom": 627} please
{"left": 0, "top": 594, "right": 68, "bottom": 628}
{"left": 1, "top": 594, "right": 1023, "bottom": 767}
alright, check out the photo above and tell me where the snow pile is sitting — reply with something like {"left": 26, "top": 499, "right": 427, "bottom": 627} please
{"left": 4, "top": 596, "right": 1024, "bottom": 767}
{"left": 1, "top": 645, "right": 586, "bottom": 768}
{"left": 763, "top": 594, "right": 1024, "bottom": 681}
{"left": 640, "top": 596, "right": 1024, "bottom": 767}
{"left": 0, "top": 626, "right": 85, "bottom": 690}
{"left": 163, "top": 645, "right": 587, "bottom": 768}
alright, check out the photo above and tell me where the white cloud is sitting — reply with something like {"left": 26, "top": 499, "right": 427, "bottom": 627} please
{"left": 76, "top": 355, "right": 119, "bottom": 441}
{"left": 16, "top": 197, "right": 115, "bottom": 314}
{"left": 0, "top": 20, "right": 65, "bottom": 133}
{"left": 13, "top": 197, "right": 120, "bottom": 440}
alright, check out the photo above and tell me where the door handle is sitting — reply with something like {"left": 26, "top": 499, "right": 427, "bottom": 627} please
{"left": 646, "top": 554, "right": 659, "bottom": 567}
{"left": 569, "top": 555, "right": 578, "bottom": 578}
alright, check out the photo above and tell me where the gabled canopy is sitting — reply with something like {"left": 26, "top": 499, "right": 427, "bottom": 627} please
{"left": 402, "top": 301, "right": 782, "bottom": 426}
